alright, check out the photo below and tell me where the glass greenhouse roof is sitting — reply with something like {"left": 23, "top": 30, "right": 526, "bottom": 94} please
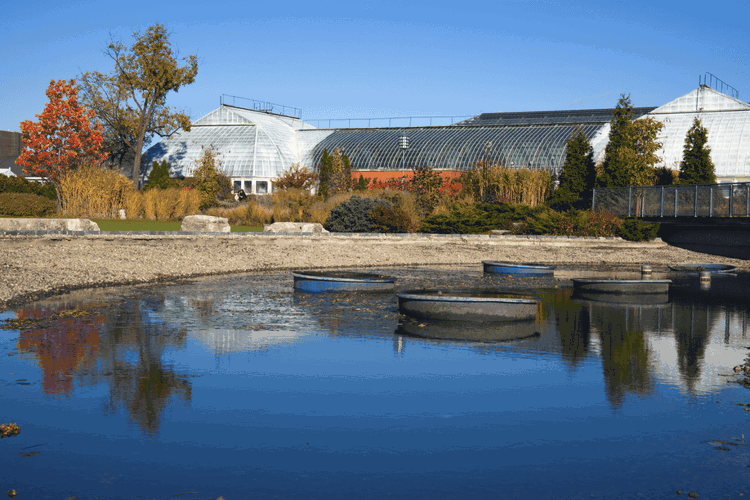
{"left": 303, "top": 123, "right": 607, "bottom": 172}
{"left": 142, "top": 86, "right": 750, "bottom": 183}
{"left": 457, "top": 108, "right": 656, "bottom": 126}
{"left": 645, "top": 87, "right": 750, "bottom": 178}
{"left": 143, "top": 105, "right": 316, "bottom": 179}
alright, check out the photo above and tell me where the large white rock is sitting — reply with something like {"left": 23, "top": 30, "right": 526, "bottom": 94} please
{"left": 263, "top": 222, "right": 328, "bottom": 233}
{"left": 0, "top": 218, "right": 100, "bottom": 231}
{"left": 181, "top": 215, "right": 231, "bottom": 233}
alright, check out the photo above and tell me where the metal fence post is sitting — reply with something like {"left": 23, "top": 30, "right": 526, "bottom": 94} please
{"left": 674, "top": 188, "right": 678, "bottom": 217}
{"left": 730, "top": 184, "right": 734, "bottom": 217}
{"left": 694, "top": 185, "right": 698, "bottom": 217}
{"left": 628, "top": 187, "right": 632, "bottom": 217}
{"left": 709, "top": 187, "right": 714, "bottom": 217}
{"left": 660, "top": 186, "right": 665, "bottom": 217}
{"left": 592, "top": 188, "right": 596, "bottom": 212}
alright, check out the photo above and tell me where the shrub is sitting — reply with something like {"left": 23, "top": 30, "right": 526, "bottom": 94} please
{"left": 324, "top": 195, "right": 391, "bottom": 232}
{"left": 0, "top": 174, "right": 56, "bottom": 200}
{"left": 370, "top": 204, "right": 412, "bottom": 233}
{"left": 616, "top": 218, "right": 660, "bottom": 241}
{"left": 420, "top": 202, "right": 530, "bottom": 234}
{"left": 513, "top": 207, "right": 625, "bottom": 237}
{"left": 0, "top": 192, "right": 57, "bottom": 217}
{"left": 275, "top": 163, "right": 318, "bottom": 191}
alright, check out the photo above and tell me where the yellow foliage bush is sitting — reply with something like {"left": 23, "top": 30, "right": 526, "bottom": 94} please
{"left": 59, "top": 164, "right": 134, "bottom": 218}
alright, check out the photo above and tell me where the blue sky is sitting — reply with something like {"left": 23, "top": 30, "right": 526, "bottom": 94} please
{"left": 1, "top": 0, "right": 749, "bottom": 132}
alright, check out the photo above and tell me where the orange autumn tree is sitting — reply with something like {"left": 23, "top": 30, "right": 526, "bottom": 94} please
{"left": 17, "top": 79, "right": 106, "bottom": 209}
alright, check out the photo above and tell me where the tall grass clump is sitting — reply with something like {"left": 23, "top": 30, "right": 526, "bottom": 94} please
{"left": 461, "top": 163, "right": 552, "bottom": 207}
{"left": 58, "top": 164, "right": 134, "bottom": 218}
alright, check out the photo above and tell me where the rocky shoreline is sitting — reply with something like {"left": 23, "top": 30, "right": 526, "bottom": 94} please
{"left": 1, "top": 233, "right": 747, "bottom": 309}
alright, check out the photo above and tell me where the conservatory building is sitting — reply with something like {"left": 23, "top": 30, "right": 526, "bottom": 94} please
{"left": 142, "top": 84, "right": 750, "bottom": 192}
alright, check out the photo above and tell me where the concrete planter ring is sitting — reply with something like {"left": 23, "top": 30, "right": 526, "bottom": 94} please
{"left": 483, "top": 261, "right": 555, "bottom": 275}
{"left": 292, "top": 270, "right": 395, "bottom": 293}
{"left": 571, "top": 279, "right": 672, "bottom": 295}
{"left": 396, "top": 290, "right": 539, "bottom": 322}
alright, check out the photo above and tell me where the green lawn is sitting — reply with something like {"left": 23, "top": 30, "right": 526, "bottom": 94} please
{"left": 91, "top": 219, "right": 263, "bottom": 232}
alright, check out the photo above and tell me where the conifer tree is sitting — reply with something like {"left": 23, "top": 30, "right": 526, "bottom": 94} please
{"left": 317, "top": 149, "right": 332, "bottom": 198}
{"left": 679, "top": 117, "right": 716, "bottom": 185}
{"left": 554, "top": 127, "right": 596, "bottom": 207}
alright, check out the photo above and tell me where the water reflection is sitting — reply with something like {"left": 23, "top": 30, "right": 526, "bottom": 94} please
{"left": 14, "top": 295, "right": 191, "bottom": 436}
{"left": 16, "top": 306, "right": 104, "bottom": 395}
{"left": 7, "top": 269, "right": 750, "bottom": 433}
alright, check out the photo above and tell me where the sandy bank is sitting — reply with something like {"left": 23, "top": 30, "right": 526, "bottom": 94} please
{"left": 1, "top": 233, "right": 747, "bottom": 308}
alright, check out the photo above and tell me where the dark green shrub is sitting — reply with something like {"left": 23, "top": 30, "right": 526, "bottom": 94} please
{"left": 324, "top": 196, "right": 390, "bottom": 232}
{"left": 0, "top": 192, "right": 57, "bottom": 217}
{"left": 0, "top": 174, "right": 56, "bottom": 200}
{"left": 370, "top": 204, "right": 411, "bottom": 233}
{"left": 419, "top": 202, "right": 530, "bottom": 234}
{"left": 616, "top": 218, "right": 660, "bottom": 241}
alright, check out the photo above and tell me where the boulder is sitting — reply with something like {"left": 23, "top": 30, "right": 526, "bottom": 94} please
{"left": 0, "top": 218, "right": 100, "bottom": 231}
{"left": 263, "top": 222, "right": 328, "bottom": 234}
{"left": 181, "top": 215, "right": 231, "bottom": 233}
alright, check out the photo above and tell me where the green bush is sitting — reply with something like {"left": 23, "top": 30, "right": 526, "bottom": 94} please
{"left": 324, "top": 196, "right": 390, "bottom": 232}
{"left": 0, "top": 192, "right": 57, "bottom": 217}
{"left": 419, "top": 202, "right": 530, "bottom": 234}
{"left": 616, "top": 218, "right": 660, "bottom": 241}
{"left": 0, "top": 174, "right": 56, "bottom": 200}
{"left": 370, "top": 204, "right": 411, "bottom": 233}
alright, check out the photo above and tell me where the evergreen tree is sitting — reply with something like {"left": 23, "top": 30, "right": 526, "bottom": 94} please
{"left": 317, "top": 149, "right": 332, "bottom": 198}
{"left": 679, "top": 117, "right": 716, "bottom": 185}
{"left": 598, "top": 94, "right": 663, "bottom": 187}
{"left": 144, "top": 160, "right": 170, "bottom": 190}
{"left": 354, "top": 174, "right": 369, "bottom": 192}
{"left": 552, "top": 127, "right": 596, "bottom": 208}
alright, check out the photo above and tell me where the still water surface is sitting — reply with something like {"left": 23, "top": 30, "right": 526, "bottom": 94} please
{"left": 2, "top": 265, "right": 750, "bottom": 499}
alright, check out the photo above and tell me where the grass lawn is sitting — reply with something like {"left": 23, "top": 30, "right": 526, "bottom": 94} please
{"left": 91, "top": 219, "right": 263, "bottom": 232}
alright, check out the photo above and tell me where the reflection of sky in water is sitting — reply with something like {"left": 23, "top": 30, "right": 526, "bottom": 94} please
{"left": 3, "top": 267, "right": 750, "bottom": 500}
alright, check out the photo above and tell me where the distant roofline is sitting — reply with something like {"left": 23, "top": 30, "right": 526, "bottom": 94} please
{"left": 474, "top": 107, "right": 657, "bottom": 119}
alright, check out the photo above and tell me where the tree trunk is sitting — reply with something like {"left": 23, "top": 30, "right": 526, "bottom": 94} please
{"left": 130, "top": 126, "right": 147, "bottom": 189}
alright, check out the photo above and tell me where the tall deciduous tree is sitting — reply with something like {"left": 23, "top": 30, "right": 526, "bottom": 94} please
{"left": 78, "top": 24, "right": 198, "bottom": 186}
{"left": 598, "top": 94, "right": 663, "bottom": 187}
{"left": 17, "top": 79, "right": 106, "bottom": 207}
{"left": 679, "top": 117, "right": 716, "bottom": 185}
{"left": 552, "top": 127, "right": 597, "bottom": 208}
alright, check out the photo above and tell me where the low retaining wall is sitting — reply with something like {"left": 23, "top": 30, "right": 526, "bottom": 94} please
{"left": 0, "top": 218, "right": 99, "bottom": 231}
{"left": 0, "top": 229, "right": 667, "bottom": 248}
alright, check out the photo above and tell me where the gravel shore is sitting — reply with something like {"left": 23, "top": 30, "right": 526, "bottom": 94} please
{"left": 1, "top": 233, "right": 747, "bottom": 308}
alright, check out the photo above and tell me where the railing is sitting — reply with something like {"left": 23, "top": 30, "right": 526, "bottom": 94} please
{"left": 220, "top": 95, "right": 302, "bottom": 119}
{"left": 592, "top": 182, "right": 750, "bottom": 218}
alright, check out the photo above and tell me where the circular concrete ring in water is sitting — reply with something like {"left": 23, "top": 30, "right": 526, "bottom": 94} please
{"left": 396, "top": 290, "right": 539, "bottom": 322}
{"left": 668, "top": 263, "right": 736, "bottom": 275}
{"left": 571, "top": 279, "right": 671, "bottom": 295}
{"left": 397, "top": 317, "right": 540, "bottom": 342}
{"left": 292, "top": 270, "right": 395, "bottom": 293}
{"left": 483, "top": 261, "right": 555, "bottom": 275}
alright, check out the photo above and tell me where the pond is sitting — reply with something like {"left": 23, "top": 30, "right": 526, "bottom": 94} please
{"left": 2, "top": 265, "right": 750, "bottom": 500}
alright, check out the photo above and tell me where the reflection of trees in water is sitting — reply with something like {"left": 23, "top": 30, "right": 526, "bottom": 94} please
{"left": 14, "top": 296, "right": 191, "bottom": 436}
{"left": 671, "top": 303, "right": 716, "bottom": 395}
{"left": 544, "top": 290, "right": 590, "bottom": 370}
{"left": 100, "top": 297, "right": 191, "bottom": 436}
{"left": 588, "top": 304, "right": 653, "bottom": 407}
{"left": 16, "top": 306, "right": 105, "bottom": 395}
